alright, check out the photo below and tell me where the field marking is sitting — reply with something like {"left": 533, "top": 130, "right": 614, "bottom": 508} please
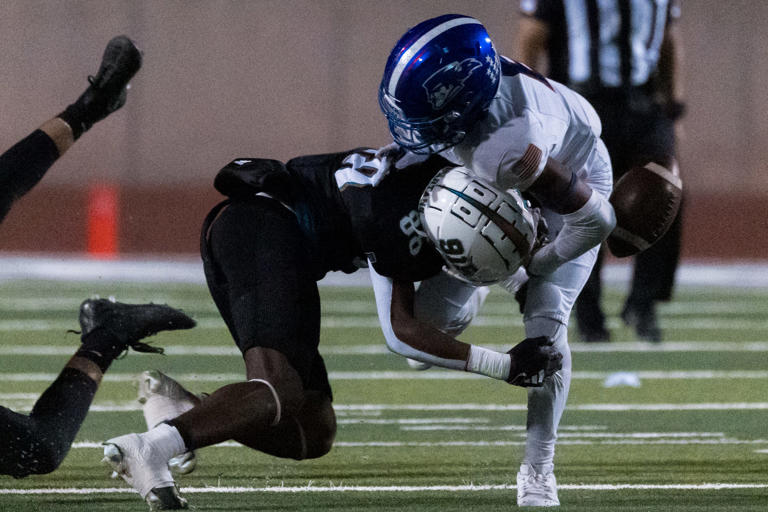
{"left": 5, "top": 315, "right": 768, "bottom": 331}
{"left": 333, "top": 403, "right": 768, "bottom": 412}
{"left": 3, "top": 341, "right": 768, "bottom": 356}
{"left": 4, "top": 256, "right": 768, "bottom": 288}
{"left": 2, "top": 298, "right": 765, "bottom": 316}
{"left": 0, "top": 483, "right": 766, "bottom": 495}
{"left": 1, "top": 369, "right": 768, "bottom": 384}
{"left": 3, "top": 400, "right": 767, "bottom": 414}
{"left": 67, "top": 436, "right": 768, "bottom": 449}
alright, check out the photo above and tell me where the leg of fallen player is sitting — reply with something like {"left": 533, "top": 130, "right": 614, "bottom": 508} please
{"left": 167, "top": 347, "right": 334, "bottom": 459}
{"left": 0, "top": 299, "right": 194, "bottom": 478}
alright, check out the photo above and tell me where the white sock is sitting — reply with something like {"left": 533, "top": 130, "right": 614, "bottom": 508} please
{"left": 465, "top": 345, "right": 511, "bottom": 381}
{"left": 142, "top": 423, "right": 187, "bottom": 460}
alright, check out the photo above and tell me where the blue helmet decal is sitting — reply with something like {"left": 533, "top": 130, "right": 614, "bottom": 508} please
{"left": 423, "top": 58, "right": 483, "bottom": 110}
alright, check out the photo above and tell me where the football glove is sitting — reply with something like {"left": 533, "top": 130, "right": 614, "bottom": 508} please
{"left": 506, "top": 336, "right": 563, "bottom": 387}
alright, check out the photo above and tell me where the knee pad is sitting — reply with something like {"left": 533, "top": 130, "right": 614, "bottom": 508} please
{"left": 249, "top": 378, "right": 282, "bottom": 426}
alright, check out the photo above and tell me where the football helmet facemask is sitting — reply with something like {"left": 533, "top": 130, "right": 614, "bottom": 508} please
{"left": 379, "top": 14, "right": 501, "bottom": 154}
{"left": 419, "top": 167, "right": 536, "bottom": 285}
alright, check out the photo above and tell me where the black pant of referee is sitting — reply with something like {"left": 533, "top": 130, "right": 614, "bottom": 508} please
{"left": 574, "top": 89, "right": 683, "bottom": 342}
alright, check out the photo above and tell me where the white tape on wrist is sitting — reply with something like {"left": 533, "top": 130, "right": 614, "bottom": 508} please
{"left": 466, "top": 345, "right": 511, "bottom": 381}
{"left": 249, "top": 378, "right": 282, "bottom": 426}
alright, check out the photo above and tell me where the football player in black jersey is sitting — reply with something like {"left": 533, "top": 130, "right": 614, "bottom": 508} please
{"left": 103, "top": 147, "right": 562, "bottom": 510}
{"left": 0, "top": 37, "right": 197, "bottom": 479}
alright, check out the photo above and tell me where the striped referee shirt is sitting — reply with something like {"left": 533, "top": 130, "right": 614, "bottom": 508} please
{"left": 520, "top": 0, "right": 680, "bottom": 92}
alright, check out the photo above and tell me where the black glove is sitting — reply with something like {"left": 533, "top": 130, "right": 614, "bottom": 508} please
{"left": 506, "top": 336, "right": 563, "bottom": 387}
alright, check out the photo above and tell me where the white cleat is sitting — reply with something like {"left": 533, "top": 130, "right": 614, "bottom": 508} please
{"left": 103, "top": 433, "right": 188, "bottom": 510}
{"left": 138, "top": 370, "right": 199, "bottom": 475}
{"left": 517, "top": 463, "right": 560, "bottom": 507}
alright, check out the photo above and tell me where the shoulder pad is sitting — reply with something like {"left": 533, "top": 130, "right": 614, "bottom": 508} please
{"left": 214, "top": 158, "right": 291, "bottom": 200}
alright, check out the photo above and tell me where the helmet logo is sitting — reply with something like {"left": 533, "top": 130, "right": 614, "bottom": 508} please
{"left": 422, "top": 58, "right": 482, "bottom": 110}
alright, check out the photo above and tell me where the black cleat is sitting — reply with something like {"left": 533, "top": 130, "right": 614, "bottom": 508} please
{"left": 78, "top": 298, "right": 196, "bottom": 354}
{"left": 75, "top": 35, "right": 143, "bottom": 130}
{"left": 621, "top": 302, "right": 662, "bottom": 343}
{"left": 579, "top": 327, "right": 611, "bottom": 343}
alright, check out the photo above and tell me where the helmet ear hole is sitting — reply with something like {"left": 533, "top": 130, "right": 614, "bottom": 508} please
{"left": 419, "top": 167, "right": 537, "bottom": 285}
{"left": 379, "top": 14, "right": 501, "bottom": 153}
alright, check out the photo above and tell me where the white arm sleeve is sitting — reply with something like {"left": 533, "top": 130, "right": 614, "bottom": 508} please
{"left": 527, "top": 190, "right": 616, "bottom": 276}
{"left": 369, "top": 263, "right": 467, "bottom": 370}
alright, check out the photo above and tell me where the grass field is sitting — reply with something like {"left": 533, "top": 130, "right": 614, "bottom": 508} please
{"left": 0, "top": 272, "right": 766, "bottom": 511}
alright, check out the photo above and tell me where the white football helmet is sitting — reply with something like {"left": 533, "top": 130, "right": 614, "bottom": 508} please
{"left": 419, "top": 167, "right": 536, "bottom": 285}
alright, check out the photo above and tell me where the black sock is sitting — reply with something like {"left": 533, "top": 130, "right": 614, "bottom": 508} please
{"left": 75, "top": 329, "right": 125, "bottom": 373}
{"left": 57, "top": 101, "right": 90, "bottom": 140}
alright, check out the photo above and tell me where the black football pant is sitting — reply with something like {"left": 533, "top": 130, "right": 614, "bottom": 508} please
{"left": 574, "top": 99, "right": 681, "bottom": 334}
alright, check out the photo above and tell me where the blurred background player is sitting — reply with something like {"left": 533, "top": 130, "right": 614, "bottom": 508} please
{"left": 102, "top": 148, "right": 562, "bottom": 510}
{"left": 516, "top": 0, "right": 686, "bottom": 342}
{"left": 378, "top": 14, "right": 617, "bottom": 506}
{"left": 0, "top": 36, "right": 196, "bottom": 478}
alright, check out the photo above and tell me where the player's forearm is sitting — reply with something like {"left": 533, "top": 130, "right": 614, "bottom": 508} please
{"left": 527, "top": 190, "right": 615, "bottom": 276}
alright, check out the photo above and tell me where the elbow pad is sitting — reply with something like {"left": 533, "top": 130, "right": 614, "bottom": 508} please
{"left": 527, "top": 191, "right": 616, "bottom": 276}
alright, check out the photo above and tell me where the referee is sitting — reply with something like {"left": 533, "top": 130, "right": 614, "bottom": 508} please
{"left": 516, "top": 0, "right": 686, "bottom": 342}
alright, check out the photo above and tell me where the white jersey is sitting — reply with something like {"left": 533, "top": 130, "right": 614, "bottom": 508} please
{"left": 443, "top": 58, "right": 611, "bottom": 198}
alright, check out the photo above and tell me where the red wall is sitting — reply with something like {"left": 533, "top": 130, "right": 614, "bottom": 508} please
{"left": 1, "top": 186, "right": 764, "bottom": 261}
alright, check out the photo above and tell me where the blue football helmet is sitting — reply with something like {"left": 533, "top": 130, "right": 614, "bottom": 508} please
{"left": 379, "top": 14, "right": 501, "bottom": 154}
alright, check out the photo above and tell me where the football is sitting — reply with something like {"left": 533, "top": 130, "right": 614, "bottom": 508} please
{"left": 607, "top": 161, "right": 683, "bottom": 258}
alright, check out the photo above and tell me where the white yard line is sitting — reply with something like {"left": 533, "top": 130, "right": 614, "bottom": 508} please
{"left": 4, "top": 315, "right": 768, "bottom": 331}
{"left": 3, "top": 256, "right": 768, "bottom": 288}
{"left": 1, "top": 370, "right": 768, "bottom": 383}
{"left": 2, "top": 400, "right": 767, "bottom": 413}
{"left": 0, "top": 483, "right": 765, "bottom": 495}
{"left": 0, "top": 341, "right": 767, "bottom": 356}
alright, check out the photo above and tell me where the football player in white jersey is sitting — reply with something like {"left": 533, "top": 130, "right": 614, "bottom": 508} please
{"left": 379, "top": 14, "right": 617, "bottom": 506}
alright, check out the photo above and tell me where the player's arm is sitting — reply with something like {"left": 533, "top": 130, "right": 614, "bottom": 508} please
{"left": 524, "top": 158, "right": 616, "bottom": 276}
{"left": 369, "top": 264, "right": 561, "bottom": 386}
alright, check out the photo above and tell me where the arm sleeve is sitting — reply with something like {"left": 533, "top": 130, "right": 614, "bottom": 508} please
{"left": 369, "top": 262, "right": 467, "bottom": 370}
{"left": 0, "top": 129, "right": 60, "bottom": 223}
{"left": 526, "top": 190, "right": 616, "bottom": 276}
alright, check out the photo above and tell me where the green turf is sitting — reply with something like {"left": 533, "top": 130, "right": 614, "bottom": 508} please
{"left": 0, "top": 280, "right": 766, "bottom": 511}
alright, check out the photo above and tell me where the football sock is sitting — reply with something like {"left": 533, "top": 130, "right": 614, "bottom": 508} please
{"left": 523, "top": 320, "right": 571, "bottom": 472}
{"left": 58, "top": 89, "right": 100, "bottom": 140}
{"left": 75, "top": 329, "right": 128, "bottom": 373}
{"left": 0, "top": 129, "right": 60, "bottom": 223}
{"left": 142, "top": 423, "right": 187, "bottom": 462}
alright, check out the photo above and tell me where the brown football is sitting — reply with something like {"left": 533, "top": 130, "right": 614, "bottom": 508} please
{"left": 607, "top": 162, "right": 683, "bottom": 258}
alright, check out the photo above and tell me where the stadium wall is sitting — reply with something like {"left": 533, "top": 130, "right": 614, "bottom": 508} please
{"left": 0, "top": 2, "right": 766, "bottom": 261}
{"left": 0, "top": 185, "right": 765, "bottom": 261}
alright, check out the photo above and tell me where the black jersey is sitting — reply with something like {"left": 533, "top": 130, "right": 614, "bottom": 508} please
{"left": 285, "top": 148, "right": 450, "bottom": 282}
{"left": 213, "top": 148, "right": 450, "bottom": 282}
